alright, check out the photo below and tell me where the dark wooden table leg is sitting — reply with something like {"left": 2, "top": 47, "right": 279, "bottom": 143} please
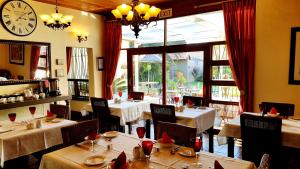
{"left": 227, "top": 137, "right": 234, "bottom": 157}
{"left": 207, "top": 127, "right": 214, "bottom": 153}
{"left": 65, "top": 99, "right": 71, "bottom": 120}
{"left": 145, "top": 119, "right": 151, "bottom": 139}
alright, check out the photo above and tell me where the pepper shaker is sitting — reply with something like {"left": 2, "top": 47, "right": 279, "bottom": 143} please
{"left": 36, "top": 119, "right": 42, "bottom": 128}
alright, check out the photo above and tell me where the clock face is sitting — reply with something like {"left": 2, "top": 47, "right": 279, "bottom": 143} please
{"left": 1, "top": 0, "right": 37, "bottom": 36}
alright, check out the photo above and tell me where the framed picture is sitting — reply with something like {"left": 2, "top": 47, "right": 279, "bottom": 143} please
{"left": 289, "top": 27, "right": 300, "bottom": 84}
{"left": 97, "top": 57, "right": 104, "bottom": 71}
{"left": 9, "top": 44, "right": 24, "bottom": 65}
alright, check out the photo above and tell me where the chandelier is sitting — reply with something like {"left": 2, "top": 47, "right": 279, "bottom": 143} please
{"left": 39, "top": 0, "right": 73, "bottom": 30}
{"left": 111, "top": 0, "right": 161, "bottom": 38}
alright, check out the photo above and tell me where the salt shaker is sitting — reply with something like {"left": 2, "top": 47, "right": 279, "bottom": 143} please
{"left": 36, "top": 119, "right": 42, "bottom": 128}
{"left": 133, "top": 146, "right": 140, "bottom": 159}
{"left": 107, "top": 143, "right": 113, "bottom": 151}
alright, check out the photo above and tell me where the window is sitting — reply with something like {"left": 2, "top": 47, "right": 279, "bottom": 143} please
{"left": 68, "top": 47, "right": 89, "bottom": 100}
{"left": 118, "top": 10, "right": 240, "bottom": 125}
{"left": 34, "top": 46, "right": 49, "bottom": 79}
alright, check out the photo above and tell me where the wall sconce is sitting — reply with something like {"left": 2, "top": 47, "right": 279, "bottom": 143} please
{"left": 75, "top": 31, "right": 88, "bottom": 43}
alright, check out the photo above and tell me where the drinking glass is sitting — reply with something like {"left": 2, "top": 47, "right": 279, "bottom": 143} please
{"left": 8, "top": 113, "right": 16, "bottom": 123}
{"left": 142, "top": 140, "right": 153, "bottom": 169}
{"left": 174, "top": 96, "right": 179, "bottom": 107}
{"left": 29, "top": 107, "right": 36, "bottom": 118}
{"left": 118, "top": 90, "right": 123, "bottom": 98}
{"left": 136, "top": 127, "right": 146, "bottom": 143}
{"left": 88, "top": 130, "right": 97, "bottom": 153}
{"left": 190, "top": 137, "right": 202, "bottom": 167}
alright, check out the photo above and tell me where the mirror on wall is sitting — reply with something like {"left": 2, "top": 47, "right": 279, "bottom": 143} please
{"left": 0, "top": 40, "right": 51, "bottom": 80}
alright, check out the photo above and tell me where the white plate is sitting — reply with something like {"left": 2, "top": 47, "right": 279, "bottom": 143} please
{"left": 103, "top": 131, "right": 119, "bottom": 138}
{"left": 178, "top": 149, "right": 195, "bottom": 157}
{"left": 267, "top": 113, "right": 280, "bottom": 117}
{"left": 0, "top": 127, "right": 14, "bottom": 133}
{"left": 84, "top": 155, "right": 106, "bottom": 166}
{"left": 50, "top": 118, "right": 63, "bottom": 123}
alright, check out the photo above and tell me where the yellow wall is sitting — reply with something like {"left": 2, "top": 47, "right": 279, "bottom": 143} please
{"left": 255, "top": 0, "right": 300, "bottom": 114}
{"left": 0, "top": 0, "right": 104, "bottom": 114}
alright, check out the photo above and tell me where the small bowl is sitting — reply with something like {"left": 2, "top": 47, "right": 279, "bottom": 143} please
{"left": 158, "top": 138, "right": 175, "bottom": 148}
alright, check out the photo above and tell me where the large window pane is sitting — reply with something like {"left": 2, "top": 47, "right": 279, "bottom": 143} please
{"left": 122, "top": 21, "right": 164, "bottom": 48}
{"left": 133, "top": 54, "right": 162, "bottom": 103}
{"left": 113, "top": 50, "right": 128, "bottom": 98}
{"left": 166, "top": 51, "right": 204, "bottom": 104}
{"left": 211, "top": 86, "right": 240, "bottom": 102}
{"left": 167, "top": 11, "right": 225, "bottom": 45}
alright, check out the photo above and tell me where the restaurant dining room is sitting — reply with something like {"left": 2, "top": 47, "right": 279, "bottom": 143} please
{"left": 0, "top": 0, "right": 299, "bottom": 169}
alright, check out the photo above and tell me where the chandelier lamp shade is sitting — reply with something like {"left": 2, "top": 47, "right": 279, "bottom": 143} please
{"left": 39, "top": 0, "right": 73, "bottom": 30}
{"left": 111, "top": 0, "right": 161, "bottom": 38}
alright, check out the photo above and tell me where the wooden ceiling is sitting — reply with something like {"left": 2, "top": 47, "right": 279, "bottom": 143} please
{"left": 33, "top": 0, "right": 174, "bottom": 14}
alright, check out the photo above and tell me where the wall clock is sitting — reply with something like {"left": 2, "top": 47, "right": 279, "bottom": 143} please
{"left": 1, "top": 0, "right": 37, "bottom": 36}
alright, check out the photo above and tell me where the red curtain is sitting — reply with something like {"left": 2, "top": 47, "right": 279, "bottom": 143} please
{"left": 66, "top": 47, "right": 72, "bottom": 74}
{"left": 102, "top": 21, "right": 122, "bottom": 99}
{"left": 223, "top": 0, "right": 256, "bottom": 112}
{"left": 30, "top": 46, "right": 41, "bottom": 79}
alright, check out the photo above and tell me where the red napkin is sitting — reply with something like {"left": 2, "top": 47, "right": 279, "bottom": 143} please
{"left": 112, "top": 151, "right": 128, "bottom": 169}
{"left": 160, "top": 132, "right": 173, "bottom": 144}
{"left": 270, "top": 107, "right": 277, "bottom": 114}
{"left": 47, "top": 110, "right": 54, "bottom": 117}
{"left": 214, "top": 160, "right": 224, "bottom": 169}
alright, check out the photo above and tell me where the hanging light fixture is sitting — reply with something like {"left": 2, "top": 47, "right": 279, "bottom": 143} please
{"left": 39, "top": 0, "right": 73, "bottom": 30}
{"left": 111, "top": 0, "right": 161, "bottom": 38}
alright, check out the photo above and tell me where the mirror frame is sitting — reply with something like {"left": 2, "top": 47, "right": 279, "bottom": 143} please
{"left": 0, "top": 39, "right": 51, "bottom": 79}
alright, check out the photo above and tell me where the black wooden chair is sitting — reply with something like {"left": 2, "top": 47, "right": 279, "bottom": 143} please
{"left": 240, "top": 113, "right": 282, "bottom": 167}
{"left": 61, "top": 119, "right": 99, "bottom": 147}
{"left": 50, "top": 104, "right": 69, "bottom": 119}
{"left": 260, "top": 102, "right": 295, "bottom": 117}
{"left": 150, "top": 103, "right": 176, "bottom": 140}
{"left": 182, "top": 96, "right": 205, "bottom": 107}
{"left": 90, "top": 97, "right": 121, "bottom": 133}
{"left": 129, "top": 92, "right": 144, "bottom": 100}
{"left": 155, "top": 121, "right": 197, "bottom": 147}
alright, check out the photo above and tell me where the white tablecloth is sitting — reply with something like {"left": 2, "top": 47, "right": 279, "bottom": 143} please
{"left": 0, "top": 119, "right": 76, "bottom": 167}
{"left": 39, "top": 133, "right": 256, "bottom": 169}
{"left": 143, "top": 107, "right": 216, "bottom": 133}
{"left": 82, "top": 100, "right": 151, "bottom": 126}
{"left": 219, "top": 112, "right": 300, "bottom": 148}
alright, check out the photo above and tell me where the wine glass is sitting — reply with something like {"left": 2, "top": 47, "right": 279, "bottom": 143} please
{"left": 136, "top": 127, "right": 146, "bottom": 143}
{"left": 174, "top": 96, "right": 179, "bottom": 107}
{"left": 190, "top": 137, "right": 202, "bottom": 167}
{"left": 142, "top": 140, "right": 154, "bottom": 169}
{"left": 8, "top": 113, "right": 16, "bottom": 124}
{"left": 29, "top": 107, "right": 36, "bottom": 119}
{"left": 87, "top": 130, "right": 97, "bottom": 153}
{"left": 118, "top": 90, "right": 123, "bottom": 98}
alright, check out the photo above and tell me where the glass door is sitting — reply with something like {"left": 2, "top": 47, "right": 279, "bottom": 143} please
{"left": 166, "top": 51, "right": 204, "bottom": 104}
{"left": 130, "top": 54, "right": 163, "bottom": 104}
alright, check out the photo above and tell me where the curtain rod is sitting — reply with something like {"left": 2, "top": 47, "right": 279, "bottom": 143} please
{"left": 193, "top": 0, "right": 236, "bottom": 9}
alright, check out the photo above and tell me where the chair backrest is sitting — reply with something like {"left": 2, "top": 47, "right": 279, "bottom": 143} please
{"left": 155, "top": 121, "right": 197, "bottom": 147}
{"left": 182, "top": 96, "right": 205, "bottom": 106}
{"left": 129, "top": 92, "right": 144, "bottom": 100}
{"left": 240, "top": 114, "right": 282, "bottom": 166}
{"left": 0, "top": 69, "right": 11, "bottom": 79}
{"left": 150, "top": 103, "right": 176, "bottom": 123}
{"left": 261, "top": 102, "right": 295, "bottom": 117}
{"left": 50, "top": 104, "right": 69, "bottom": 119}
{"left": 90, "top": 97, "right": 111, "bottom": 118}
{"left": 61, "top": 119, "right": 99, "bottom": 147}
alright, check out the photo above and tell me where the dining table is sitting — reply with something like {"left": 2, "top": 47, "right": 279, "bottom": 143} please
{"left": 39, "top": 132, "right": 257, "bottom": 169}
{"left": 0, "top": 118, "right": 76, "bottom": 167}
{"left": 218, "top": 112, "right": 300, "bottom": 157}
{"left": 143, "top": 107, "right": 216, "bottom": 153}
{"left": 82, "top": 99, "right": 153, "bottom": 126}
